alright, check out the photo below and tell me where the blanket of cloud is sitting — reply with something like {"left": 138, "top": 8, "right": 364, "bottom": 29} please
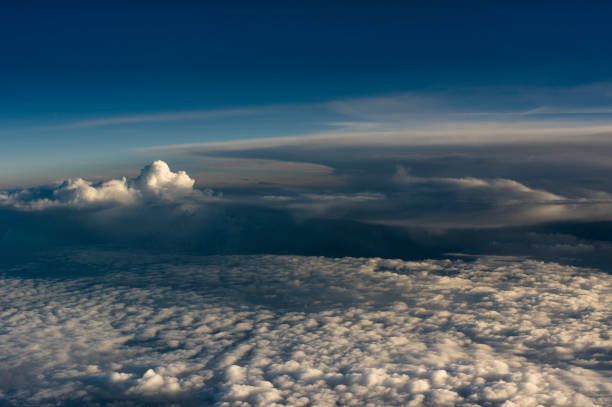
{"left": 0, "top": 251, "right": 610, "bottom": 406}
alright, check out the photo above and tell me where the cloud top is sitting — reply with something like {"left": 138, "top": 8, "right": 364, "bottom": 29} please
{"left": 394, "top": 166, "right": 564, "bottom": 204}
{"left": 132, "top": 160, "right": 195, "bottom": 198}
{"left": 0, "top": 252, "right": 609, "bottom": 406}
{"left": 0, "top": 160, "right": 198, "bottom": 210}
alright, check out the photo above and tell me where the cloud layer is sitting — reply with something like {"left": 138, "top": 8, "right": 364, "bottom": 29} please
{"left": 0, "top": 252, "right": 610, "bottom": 406}
{"left": 2, "top": 158, "right": 612, "bottom": 270}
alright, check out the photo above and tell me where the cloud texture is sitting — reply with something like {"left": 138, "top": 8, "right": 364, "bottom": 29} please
{"left": 0, "top": 160, "right": 200, "bottom": 210}
{"left": 0, "top": 252, "right": 610, "bottom": 406}
{"left": 3, "top": 158, "right": 612, "bottom": 269}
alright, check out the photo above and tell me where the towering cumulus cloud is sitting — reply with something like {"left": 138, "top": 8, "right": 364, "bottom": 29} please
{"left": 132, "top": 160, "right": 196, "bottom": 199}
{"left": 0, "top": 160, "right": 198, "bottom": 210}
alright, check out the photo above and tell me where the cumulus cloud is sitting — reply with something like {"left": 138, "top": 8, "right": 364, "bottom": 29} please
{"left": 3, "top": 156, "right": 612, "bottom": 232}
{"left": 394, "top": 166, "right": 564, "bottom": 203}
{"left": 245, "top": 167, "right": 612, "bottom": 230}
{"left": 144, "top": 140, "right": 612, "bottom": 231}
{"left": 3, "top": 157, "right": 612, "bottom": 265}
{"left": 367, "top": 166, "right": 612, "bottom": 228}
{"left": 0, "top": 160, "right": 203, "bottom": 210}
{"left": 132, "top": 160, "right": 195, "bottom": 199}
{"left": 0, "top": 252, "right": 609, "bottom": 406}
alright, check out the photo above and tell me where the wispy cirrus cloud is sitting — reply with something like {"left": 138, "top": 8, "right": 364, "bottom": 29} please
{"left": 325, "top": 82, "right": 612, "bottom": 120}
{"left": 52, "top": 107, "right": 268, "bottom": 130}
{"left": 10, "top": 82, "right": 612, "bottom": 137}
{"left": 521, "top": 106, "right": 612, "bottom": 115}
{"left": 140, "top": 121, "right": 612, "bottom": 154}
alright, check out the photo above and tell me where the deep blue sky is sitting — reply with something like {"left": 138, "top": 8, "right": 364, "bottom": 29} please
{"left": 3, "top": 1, "right": 611, "bottom": 111}
{"left": 4, "top": 2, "right": 612, "bottom": 270}
{"left": 2, "top": 1, "right": 612, "bottom": 185}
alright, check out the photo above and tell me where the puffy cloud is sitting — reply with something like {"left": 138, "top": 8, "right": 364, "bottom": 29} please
{"left": 0, "top": 160, "right": 201, "bottom": 210}
{"left": 49, "top": 177, "right": 137, "bottom": 207}
{"left": 0, "top": 252, "right": 609, "bottom": 406}
{"left": 250, "top": 167, "right": 612, "bottom": 230}
{"left": 376, "top": 166, "right": 612, "bottom": 228}
{"left": 131, "top": 160, "right": 195, "bottom": 199}
{"left": 3, "top": 158, "right": 612, "bottom": 232}
{"left": 3, "top": 159, "right": 612, "bottom": 268}
{"left": 394, "top": 166, "right": 564, "bottom": 204}
{"left": 142, "top": 123, "right": 612, "bottom": 231}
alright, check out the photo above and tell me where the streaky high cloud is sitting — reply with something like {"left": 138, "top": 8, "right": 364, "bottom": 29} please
{"left": 51, "top": 107, "right": 267, "bottom": 130}
{"left": 326, "top": 83, "right": 612, "bottom": 121}
{"left": 141, "top": 122, "right": 612, "bottom": 155}
{"left": 130, "top": 83, "right": 612, "bottom": 159}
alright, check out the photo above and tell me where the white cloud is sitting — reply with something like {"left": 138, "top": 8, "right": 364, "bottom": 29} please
{"left": 0, "top": 160, "right": 205, "bottom": 210}
{"left": 141, "top": 122, "right": 612, "bottom": 154}
{"left": 51, "top": 177, "right": 137, "bottom": 207}
{"left": 0, "top": 252, "right": 609, "bottom": 405}
{"left": 374, "top": 167, "right": 612, "bottom": 228}
{"left": 134, "top": 83, "right": 612, "bottom": 155}
{"left": 394, "top": 166, "right": 564, "bottom": 203}
{"left": 132, "top": 160, "right": 195, "bottom": 199}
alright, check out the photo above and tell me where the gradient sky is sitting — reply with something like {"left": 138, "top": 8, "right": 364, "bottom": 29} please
{"left": 3, "top": 5, "right": 612, "bottom": 405}
{"left": 3, "top": 1, "right": 612, "bottom": 186}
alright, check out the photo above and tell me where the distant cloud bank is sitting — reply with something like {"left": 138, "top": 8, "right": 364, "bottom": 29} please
{"left": 3, "top": 160, "right": 612, "bottom": 229}
{"left": 2, "top": 155, "right": 612, "bottom": 267}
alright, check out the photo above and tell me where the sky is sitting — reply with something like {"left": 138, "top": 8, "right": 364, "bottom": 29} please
{"left": 2, "top": 1, "right": 612, "bottom": 263}
{"left": 2, "top": 1, "right": 612, "bottom": 185}
{"left": 1, "top": 3, "right": 612, "bottom": 406}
